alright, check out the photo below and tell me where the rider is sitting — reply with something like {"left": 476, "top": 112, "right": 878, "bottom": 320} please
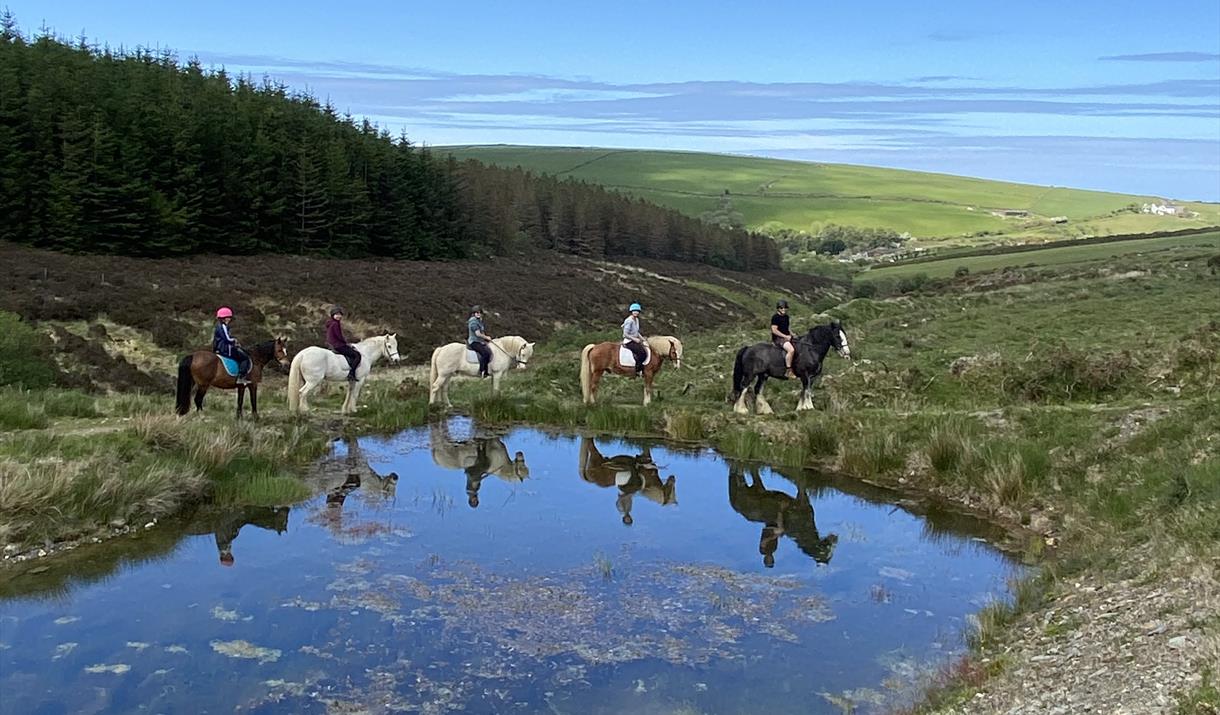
{"left": 325, "top": 306, "right": 360, "bottom": 382}
{"left": 770, "top": 299, "right": 796, "bottom": 379}
{"left": 467, "top": 306, "right": 493, "bottom": 378}
{"left": 212, "top": 307, "right": 251, "bottom": 384}
{"left": 622, "top": 302, "right": 647, "bottom": 377}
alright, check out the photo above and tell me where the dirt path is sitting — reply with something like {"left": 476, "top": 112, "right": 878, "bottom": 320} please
{"left": 936, "top": 556, "right": 1218, "bottom": 714}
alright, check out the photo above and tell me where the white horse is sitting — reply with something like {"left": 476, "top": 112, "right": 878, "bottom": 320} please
{"left": 287, "top": 334, "right": 400, "bottom": 414}
{"left": 429, "top": 336, "right": 535, "bottom": 406}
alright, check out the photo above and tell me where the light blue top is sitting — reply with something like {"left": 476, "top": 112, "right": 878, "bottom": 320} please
{"left": 622, "top": 315, "right": 641, "bottom": 341}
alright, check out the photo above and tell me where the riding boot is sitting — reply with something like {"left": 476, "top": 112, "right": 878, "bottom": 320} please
{"left": 347, "top": 366, "right": 358, "bottom": 383}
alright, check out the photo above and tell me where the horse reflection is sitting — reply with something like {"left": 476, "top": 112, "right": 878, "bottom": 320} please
{"left": 728, "top": 462, "right": 837, "bottom": 568}
{"left": 579, "top": 437, "right": 677, "bottom": 525}
{"left": 308, "top": 436, "right": 399, "bottom": 541}
{"left": 430, "top": 422, "right": 529, "bottom": 508}
{"left": 187, "top": 505, "right": 290, "bottom": 568}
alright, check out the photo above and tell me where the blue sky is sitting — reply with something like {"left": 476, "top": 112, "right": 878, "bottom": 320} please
{"left": 11, "top": 1, "right": 1220, "bottom": 199}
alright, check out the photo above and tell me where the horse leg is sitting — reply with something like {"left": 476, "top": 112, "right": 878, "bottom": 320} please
{"left": 796, "top": 375, "right": 812, "bottom": 411}
{"left": 429, "top": 370, "right": 443, "bottom": 405}
{"left": 347, "top": 381, "right": 363, "bottom": 414}
{"left": 236, "top": 385, "right": 246, "bottom": 420}
{"left": 754, "top": 375, "right": 773, "bottom": 415}
{"left": 642, "top": 371, "right": 654, "bottom": 406}
{"left": 249, "top": 385, "right": 259, "bottom": 420}
{"left": 195, "top": 385, "right": 207, "bottom": 412}
{"left": 491, "top": 370, "right": 502, "bottom": 393}
{"left": 298, "top": 379, "right": 318, "bottom": 412}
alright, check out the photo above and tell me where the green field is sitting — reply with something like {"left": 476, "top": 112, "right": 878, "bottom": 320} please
{"left": 862, "top": 230, "right": 1220, "bottom": 280}
{"left": 445, "top": 146, "right": 1220, "bottom": 245}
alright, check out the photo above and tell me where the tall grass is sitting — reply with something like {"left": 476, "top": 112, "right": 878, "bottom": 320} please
{"left": 841, "top": 432, "right": 907, "bottom": 476}
{"left": 664, "top": 411, "right": 706, "bottom": 441}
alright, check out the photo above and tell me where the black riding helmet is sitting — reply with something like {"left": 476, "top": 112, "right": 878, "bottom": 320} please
{"left": 471, "top": 305, "right": 482, "bottom": 315}
{"left": 330, "top": 305, "right": 344, "bottom": 317}
{"left": 776, "top": 299, "right": 789, "bottom": 309}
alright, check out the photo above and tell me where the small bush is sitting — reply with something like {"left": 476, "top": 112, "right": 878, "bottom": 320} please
{"left": 850, "top": 281, "right": 878, "bottom": 299}
{"left": 954, "top": 265, "right": 970, "bottom": 278}
{"left": 0, "top": 312, "right": 55, "bottom": 389}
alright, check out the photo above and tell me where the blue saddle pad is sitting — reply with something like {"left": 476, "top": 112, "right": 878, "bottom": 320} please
{"left": 217, "top": 355, "right": 241, "bottom": 377}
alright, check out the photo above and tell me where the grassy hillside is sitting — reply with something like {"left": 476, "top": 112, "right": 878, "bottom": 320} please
{"left": 445, "top": 146, "right": 1220, "bottom": 246}
{"left": 862, "top": 229, "right": 1220, "bottom": 281}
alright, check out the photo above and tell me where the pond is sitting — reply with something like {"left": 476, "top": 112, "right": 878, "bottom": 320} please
{"left": 0, "top": 419, "right": 1024, "bottom": 714}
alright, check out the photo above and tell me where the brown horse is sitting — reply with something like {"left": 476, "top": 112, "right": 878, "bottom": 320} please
{"left": 579, "top": 335, "right": 683, "bottom": 405}
{"left": 175, "top": 338, "right": 289, "bottom": 419}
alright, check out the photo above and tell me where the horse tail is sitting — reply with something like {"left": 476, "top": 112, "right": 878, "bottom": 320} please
{"left": 730, "top": 346, "right": 748, "bottom": 400}
{"left": 175, "top": 355, "right": 194, "bottom": 416}
{"left": 287, "top": 353, "right": 304, "bottom": 412}
{"left": 429, "top": 347, "right": 439, "bottom": 387}
{"left": 579, "top": 344, "right": 595, "bottom": 404}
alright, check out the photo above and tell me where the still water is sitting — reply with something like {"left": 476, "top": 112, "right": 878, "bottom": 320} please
{"left": 0, "top": 419, "right": 1023, "bottom": 714}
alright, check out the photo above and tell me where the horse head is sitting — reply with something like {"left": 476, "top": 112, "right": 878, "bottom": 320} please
{"left": 512, "top": 450, "right": 530, "bottom": 479}
{"left": 274, "top": 336, "right": 291, "bottom": 368}
{"left": 830, "top": 320, "right": 850, "bottom": 359}
{"left": 668, "top": 339, "right": 683, "bottom": 369}
{"left": 516, "top": 341, "right": 535, "bottom": 369}
{"left": 383, "top": 333, "right": 401, "bottom": 363}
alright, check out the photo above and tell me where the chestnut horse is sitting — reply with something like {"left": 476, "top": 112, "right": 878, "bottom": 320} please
{"left": 579, "top": 335, "right": 683, "bottom": 406}
{"left": 175, "top": 338, "right": 289, "bottom": 419}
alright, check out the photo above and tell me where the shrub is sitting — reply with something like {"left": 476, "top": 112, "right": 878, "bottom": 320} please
{"left": 0, "top": 312, "right": 55, "bottom": 389}
{"left": 954, "top": 266, "right": 970, "bottom": 278}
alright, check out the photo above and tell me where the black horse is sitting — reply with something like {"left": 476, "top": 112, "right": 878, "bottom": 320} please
{"left": 730, "top": 320, "right": 849, "bottom": 414}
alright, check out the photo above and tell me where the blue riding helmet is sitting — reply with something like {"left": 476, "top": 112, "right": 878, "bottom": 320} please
{"left": 629, "top": 303, "right": 642, "bottom": 312}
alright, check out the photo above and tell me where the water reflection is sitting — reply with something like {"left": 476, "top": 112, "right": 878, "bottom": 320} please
{"left": 728, "top": 461, "right": 838, "bottom": 568}
{"left": 185, "top": 505, "right": 289, "bottom": 568}
{"left": 578, "top": 437, "right": 677, "bottom": 525}
{"left": 429, "top": 422, "right": 529, "bottom": 508}
{"left": 309, "top": 436, "right": 400, "bottom": 541}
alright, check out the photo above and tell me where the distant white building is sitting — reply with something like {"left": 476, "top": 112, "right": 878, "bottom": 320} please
{"left": 1142, "top": 202, "right": 1180, "bottom": 216}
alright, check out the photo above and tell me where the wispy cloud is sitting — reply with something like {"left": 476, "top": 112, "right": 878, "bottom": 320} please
{"left": 193, "top": 51, "right": 1220, "bottom": 200}
{"left": 1099, "top": 51, "right": 1220, "bottom": 62}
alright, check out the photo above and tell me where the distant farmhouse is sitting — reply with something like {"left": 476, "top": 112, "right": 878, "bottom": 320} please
{"left": 1141, "top": 202, "right": 1181, "bottom": 216}
{"left": 989, "top": 209, "right": 1029, "bottom": 218}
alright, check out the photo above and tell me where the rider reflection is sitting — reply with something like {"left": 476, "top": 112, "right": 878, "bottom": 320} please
{"left": 430, "top": 422, "right": 529, "bottom": 509}
{"left": 190, "top": 505, "right": 290, "bottom": 568}
{"left": 579, "top": 437, "right": 677, "bottom": 526}
{"left": 727, "top": 461, "right": 837, "bottom": 568}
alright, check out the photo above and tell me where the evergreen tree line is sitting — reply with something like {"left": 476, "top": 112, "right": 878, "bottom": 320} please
{"left": 0, "top": 18, "right": 778, "bottom": 269}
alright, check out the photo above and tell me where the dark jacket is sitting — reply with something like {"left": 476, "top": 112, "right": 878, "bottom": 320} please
{"left": 326, "top": 318, "right": 350, "bottom": 350}
{"left": 213, "top": 322, "right": 237, "bottom": 357}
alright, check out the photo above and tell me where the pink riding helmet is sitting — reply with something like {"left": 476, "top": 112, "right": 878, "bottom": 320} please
{"left": 216, "top": 307, "right": 234, "bottom": 319}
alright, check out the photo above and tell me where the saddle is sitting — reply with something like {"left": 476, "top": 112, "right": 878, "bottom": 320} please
{"left": 619, "top": 344, "right": 650, "bottom": 368}
{"left": 216, "top": 355, "right": 241, "bottom": 377}
{"left": 465, "top": 349, "right": 481, "bottom": 364}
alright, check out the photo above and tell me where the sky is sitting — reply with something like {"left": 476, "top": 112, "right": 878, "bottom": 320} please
{"left": 9, "top": 1, "right": 1220, "bottom": 200}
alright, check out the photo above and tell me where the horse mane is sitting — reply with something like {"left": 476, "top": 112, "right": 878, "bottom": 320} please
{"left": 646, "top": 335, "right": 681, "bottom": 353}
{"left": 247, "top": 338, "right": 279, "bottom": 361}
{"left": 492, "top": 335, "right": 527, "bottom": 351}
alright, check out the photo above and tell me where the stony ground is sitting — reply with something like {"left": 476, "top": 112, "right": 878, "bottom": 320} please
{"left": 936, "top": 555, "right": 1219, "bottom": 715}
